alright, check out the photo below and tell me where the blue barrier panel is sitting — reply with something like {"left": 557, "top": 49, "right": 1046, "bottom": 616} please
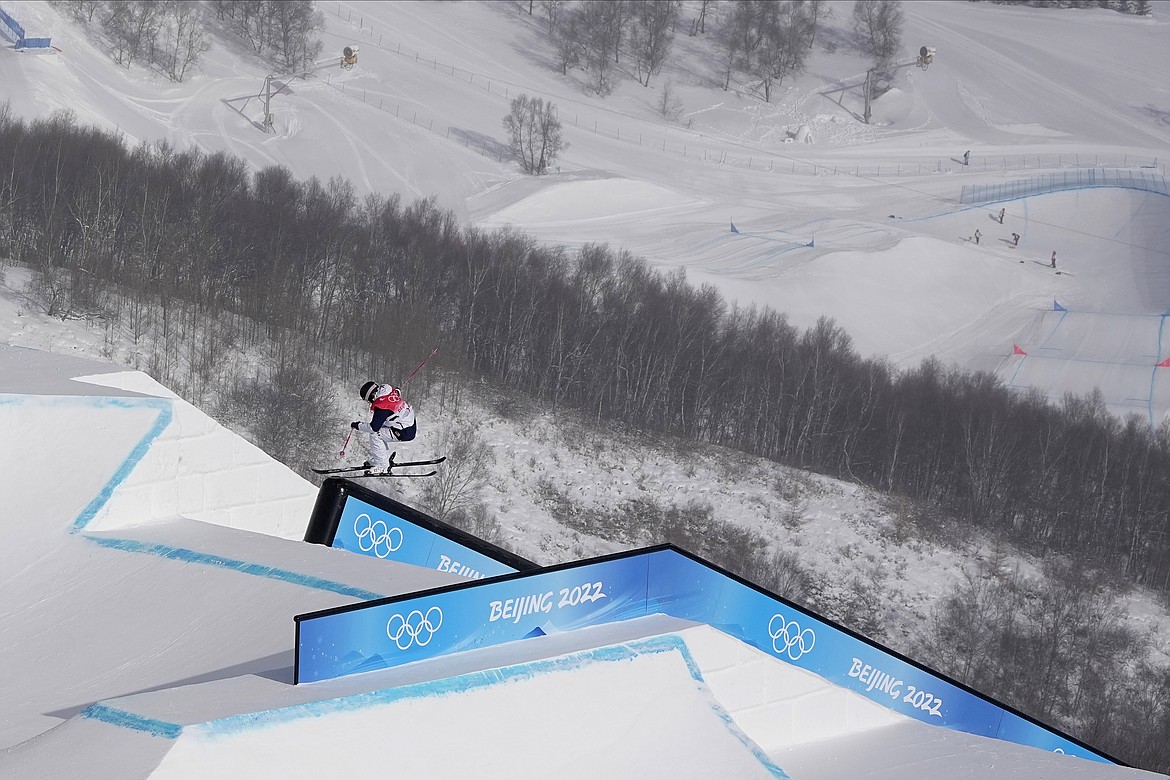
{"left": 646, "top": 549, "right": 1006, "bottom": 738}
{"left": 296, "top": 554, "right": 653, "bottom": 683}
{"left": 294, "top": 545, "right": 1118, "bottom": 764}
{"left": 996, "top": 711, "right": 1110, "bottom": 763}
{"left": 19, "top": 37, "right": 51, "bottom": 48}
{"left": 332, "top": 495, "right": 517, "bottom": 580}
{"left": 0, "top": 7, "right": 25, "bottom": 41}
{"left": 648, "top": 550, "right": 1111, "bottom": 762}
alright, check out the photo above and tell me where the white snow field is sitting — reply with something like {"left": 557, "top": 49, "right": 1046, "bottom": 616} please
{"left": 3, "top": 0, "right": 1170, "bottom": 776}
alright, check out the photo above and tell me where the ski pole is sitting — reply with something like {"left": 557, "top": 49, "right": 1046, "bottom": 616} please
{"left": 339, "top": 429, "right": 353, "bottom": 458}
{"left": 400, "top": 347, "right": 439, "bottom": 386}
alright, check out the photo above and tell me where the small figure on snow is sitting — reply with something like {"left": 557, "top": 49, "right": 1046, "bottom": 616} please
{"left": 963, "top": 150, "right": 970, "bottom": 166}
{"left": 1012, "top": 232, "right": 1020, "bottom": 247}
{"left": 1051, "top": 250, "right": 1057, "bottom": 269}
{"left": 974, "top": 229, "right": 981, "bottom": 245}
{"left": 352, "top": 380, "right": 417, "bottom": 475}
{"left": 998, "top": 207, "right": 1006, "bottom": 224}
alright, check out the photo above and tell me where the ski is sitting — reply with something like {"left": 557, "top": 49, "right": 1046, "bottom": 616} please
{"left": 311, "top": 456, "right": 446, "bottom": 475}
{"left": 311, "top": 464, "right": 368, "bottom": 475}
{"left": 392, "top": 456, "right": 446, "bottom": 468}
{"left": 345, "top": 470, "right": 437, "bottom": 479}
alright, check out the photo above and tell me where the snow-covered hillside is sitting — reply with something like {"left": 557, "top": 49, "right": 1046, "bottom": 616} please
{"left": 2, "top": 0, "right": 1170, "bottom": 776}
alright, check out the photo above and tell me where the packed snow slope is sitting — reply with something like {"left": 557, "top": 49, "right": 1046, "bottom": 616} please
{"left": 0, "top": 354, "right": 1162, "bottom": 780}
{"left": 2, "top": 0, "right": 1168, "bottom": 418}
{"left": 0, "top": 344, "right": 793, "bottom": 777}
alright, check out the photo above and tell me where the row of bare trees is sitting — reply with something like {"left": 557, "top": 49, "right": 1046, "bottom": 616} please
{"left": 709, "top": 0, "right": 819, "bottom": 99}
{"left": 918, "top": 558, "right": 1170, "bottom": 770}
{"left": 210, "top": 0, "right": 324, "bottom": 73}
{"left": 4, "top": 108, "right": 1170, "bottom": 593}
{"left": 972, "top": 0, "right": 1152, "bottom": 13}
{"left": 4, "top": 108, "right": 1170, "bottom": 768}
{"left": 53, "top": 0, "right": 324, "bottom": 79}
{"left": 527, "top": 1, "right": 857, "bottom": 102}
{"left": 52, "top": 0, "right": 211, "bottom": 81}
{"left": 539, "top": 0, "right": 683, "bottom": 93}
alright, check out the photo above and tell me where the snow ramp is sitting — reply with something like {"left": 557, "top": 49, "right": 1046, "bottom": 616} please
{"left": 5, "top": 620, "right": 791, "bottom": 780}
{"left": 10, "top": 619, "right": 1162, "bottom": 779}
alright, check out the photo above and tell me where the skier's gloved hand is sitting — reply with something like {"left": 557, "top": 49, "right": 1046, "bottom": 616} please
{"left": 350, "top": 421, "right": 360, "bottom": 429}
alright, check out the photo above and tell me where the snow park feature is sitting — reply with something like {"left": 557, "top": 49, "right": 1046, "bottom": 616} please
{"left": 303, "top": 476, "right": 535, "bottom": 577}
{"left": 293, "top": 545, "right": 1117, "bottom": 763}
{"left": 0, "top": 5, "right": 50, "bottom": 50}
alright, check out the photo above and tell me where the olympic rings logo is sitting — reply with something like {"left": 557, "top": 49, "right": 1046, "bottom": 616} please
{"left": 768, "top": 613, "right": 816, "bottom": 660}
{"left": 386, "top": 607, "right": 444, "bottom": 651}
{"left": 354, "top": 513, "right": 403, "bottom": 558}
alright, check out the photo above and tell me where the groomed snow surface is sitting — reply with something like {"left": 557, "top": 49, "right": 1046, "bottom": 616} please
{"left": 3, "top": 0, "right": 1170, "bottom": 776}
{"left": 0, "top": 360, "right": 1162, "bottom": 777}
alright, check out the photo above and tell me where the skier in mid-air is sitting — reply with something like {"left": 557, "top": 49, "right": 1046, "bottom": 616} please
{"left": 352, "top": 380, "right": 417, "bottom": 475}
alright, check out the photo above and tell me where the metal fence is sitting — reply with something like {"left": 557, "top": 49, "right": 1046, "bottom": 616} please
{"left": 960, "top": 169, "right": 1170, "bottom": 204}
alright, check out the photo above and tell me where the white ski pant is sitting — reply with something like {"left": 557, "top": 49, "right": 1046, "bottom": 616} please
{"left": 367, "top": 428, "right": 410, "bottom": 468}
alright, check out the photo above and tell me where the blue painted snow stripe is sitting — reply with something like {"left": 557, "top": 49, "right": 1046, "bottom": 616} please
{"left": 70, "top": 397, "right": 174, "bottom": 533}
{"left": 703, "top": 697, "right": 791, "bottom": 779}
{"left": 207, "top": 636, "right": 701, "bottom": 736}
{"left": 195, "top": 634, "right": 789, "bottom": 774}
{"left": 198, "top": 637, "right": 692, "bottom": 736}
{"left": 84, "top": 535, "right": 385, "bottom": 601}
{"left": 1006, "top": 350, "right": 1028, "bottom": 387}
{"left": 80, "top": 703, "right": 182, "bottom": 739}
{"left": 16, "top": 393, "right": 384, "bottom": 600}
{"left": 1035, "top": 308, "right": 1068, "bottom": 352}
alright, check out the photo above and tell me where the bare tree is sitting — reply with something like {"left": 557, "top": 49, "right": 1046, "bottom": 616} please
{"left": 503, "top": 94, "right": 567, "bottom": 174}
{"left": 753, "top": 0, "right": 812, "bottom": 101}
{"left": 269, "top": 0, "right": 324, "bottom": 73}
{"left": 852, "top": 0, "right": 903, "bottom": 67}
{"left": 217, "top": 350, "right": 339, "bottom": 472}
{"left": 578, "top": 0, "right": 621, "bottom": 94}
{"left": 630, "top": 0, "right": 679, "bottom": 87}
{"left": 102, "top": 0, "right": 163, "bottom": 68}
{"left": 690, "top": 0, "right": 717, "bottom": 35}
{"left": 160, "top": 0, "right": 211, "bottom": 82}
{"left": 54, "top": 0, "right": 104, "bottom": 24}
{"left": 222, "top": 0, "right": 270, "bottom": 54}
{"left": 540, "top": 0, "right": 567, "bottom": 33}
{"left": 656, "top": 78, "right": 685, "bottom": 121}
{"left": 712, "top": 3, "right": 747, "bottom": 90}
{"left": 551, "top": 9, "right": 583, "bottom": 74}
{"left": 805, "top": 0, "right": 831, "bottom": 49}
{"left": 419, "top": 426, "right": 495, "bottom": 521}
{"left": 597, "top": 0, "right": 629, "bottom": 63}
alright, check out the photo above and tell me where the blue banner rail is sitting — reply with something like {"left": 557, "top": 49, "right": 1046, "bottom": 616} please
{"left": 304, "top": 477, "right": 535, "bottom": 579}
{"left": 0, "top": 6, "right": 48, "bottom": 48}
{"left": 293, "top": 544, "right": 1121, "bottom": 765}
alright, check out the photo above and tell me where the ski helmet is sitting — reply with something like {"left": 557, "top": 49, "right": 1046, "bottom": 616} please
{"left": 359, "top": 381, "right": 379, "bottom": 402}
